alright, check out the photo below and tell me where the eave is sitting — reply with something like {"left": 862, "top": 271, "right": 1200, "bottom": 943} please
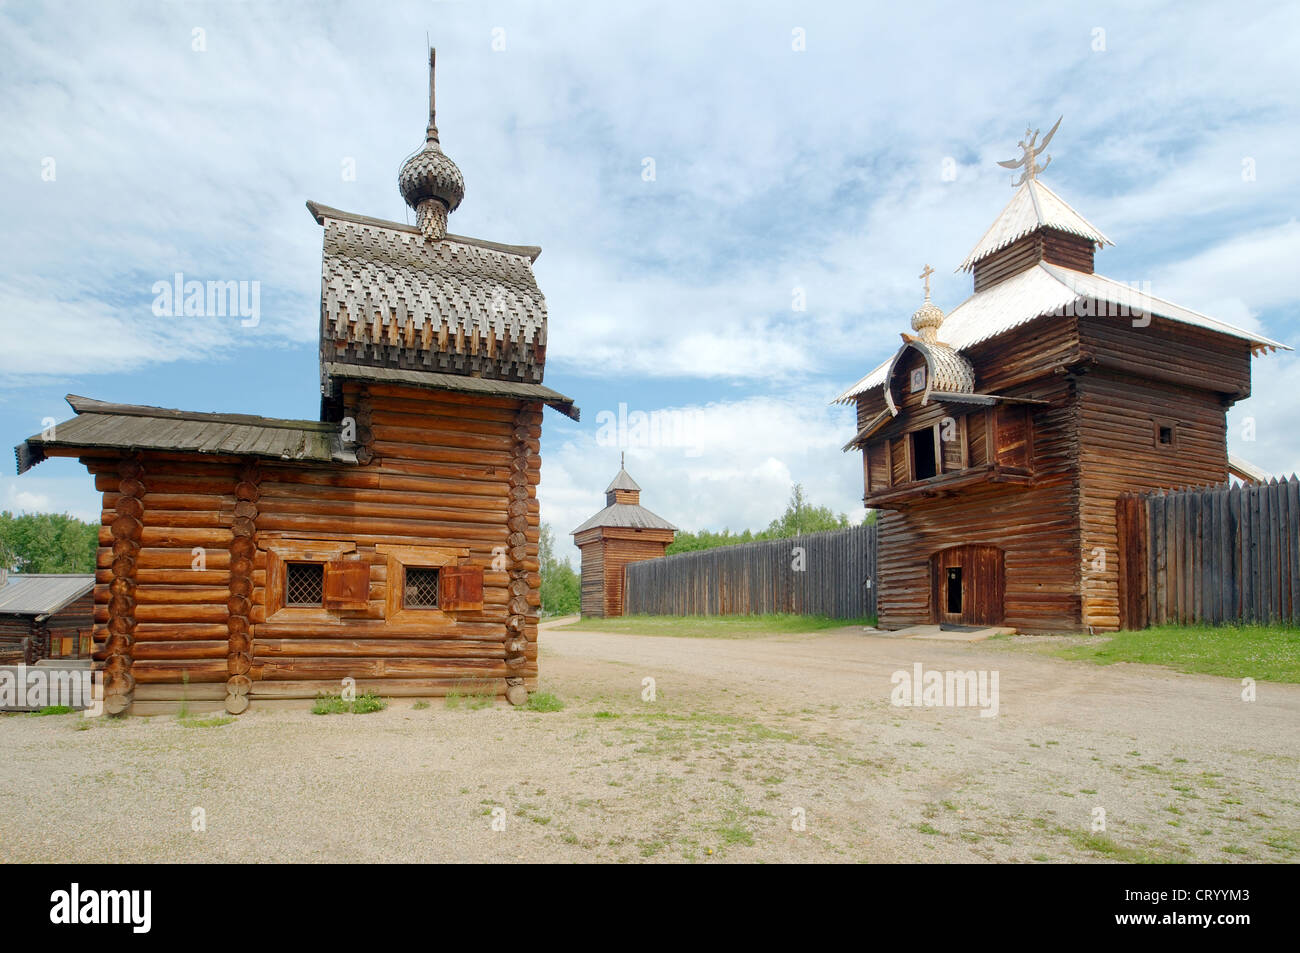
{"left": 863, "top": 465, "right": 1033, "bottom": 508}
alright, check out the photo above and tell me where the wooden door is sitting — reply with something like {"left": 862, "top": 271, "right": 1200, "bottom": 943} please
{"left": 931, "top": 544, "right": 1004, "bottom": 626}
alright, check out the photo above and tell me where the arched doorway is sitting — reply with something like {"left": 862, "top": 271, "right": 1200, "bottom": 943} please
{"left": 931, "top": 544, "right": 1004, "bottom": 626}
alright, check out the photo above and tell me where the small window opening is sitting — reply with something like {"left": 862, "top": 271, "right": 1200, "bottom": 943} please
{"left": 1158, "top": 426, "right": 1173, "bottom": 445}
{"left": 405, "top": 567, "right": 440, "bottom": 609}
{"left": 912, "top": 429, "right": 938, "bottom": 480}
{"left": 946, "top": 567, "right": 963, "bottom": 614}
{"left": 286, "top": 562, "right": 324, "bottom": 606}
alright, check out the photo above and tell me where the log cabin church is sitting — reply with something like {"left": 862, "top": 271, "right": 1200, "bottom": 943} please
{"left": 15, "top": 52, "right": 578, "bottom": 714}
{"left": 836, "top": 123, "right": 1288, "bottom": 633}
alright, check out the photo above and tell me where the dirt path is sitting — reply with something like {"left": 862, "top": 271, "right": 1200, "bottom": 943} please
{"left": 1, "top": 625, "right": 1295, "bottom": 863}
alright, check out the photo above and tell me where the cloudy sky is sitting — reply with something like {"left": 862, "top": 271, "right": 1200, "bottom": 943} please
{"left": 2, "top": 0, "right": 1297, "bottom": 565}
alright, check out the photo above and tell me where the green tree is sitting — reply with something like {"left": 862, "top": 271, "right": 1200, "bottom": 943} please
{"left": 764, "top": 483, "right": 850, "bottom": 537}
{"left": 664, "top": 482, "right": 853, "bottom": 556}
{"left": 537, "top": 522, "right": 580, "bottom": 617}
{"left": 0, "top": 511, "right": 98, "bottom": 573}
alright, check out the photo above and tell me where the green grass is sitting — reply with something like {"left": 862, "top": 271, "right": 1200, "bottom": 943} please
{"left": 181, "top": 715, "right": 234, "bottom": 729}
{"left": 556, "top": 613, "right": 875, "bottom": 639}
{"left": 1049, "top": 623, "right": 1299, "bottom": 683}
{"left": 312, "top": 691, "right": 388, "bottom": 715}
{"left": 523, "top": 691, "right": 564, "bottom": 712}
{"left": 27, "top": 705, "right": 75, "bottom": 716}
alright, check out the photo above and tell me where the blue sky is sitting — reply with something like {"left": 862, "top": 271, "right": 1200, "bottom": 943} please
{"left": 2, "top": 0, "right": 1297, "bottom": 566}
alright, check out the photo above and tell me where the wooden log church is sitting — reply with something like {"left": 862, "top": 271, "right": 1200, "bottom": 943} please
{"left": 836, "top": 121, "right": 1288, "bottom": 633}
{"left": 16, "top": 52, "right": 578, "bottom": 714}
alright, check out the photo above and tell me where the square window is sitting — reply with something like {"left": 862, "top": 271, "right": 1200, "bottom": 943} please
{"left": 404, "top": 567, "right": 440, "bottom": 609}
{"left": 286, "top": 562, "right": 324, "bottom": 607}
{"left": 1158, "top": 426, "right": 1173, "bottom": 445}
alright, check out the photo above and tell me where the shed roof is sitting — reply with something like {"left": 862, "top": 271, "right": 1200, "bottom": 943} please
{"left": 16, "top": 395, "right": 356, "bottom": 474}
{"left": 571, "top": 503, "right": 678, "bottom": 535}
{"left": 0, "top": 574, "right": 94, "bottom": 617}
{"left": 959, "top": 179, "right": 1112, "bottom": 271}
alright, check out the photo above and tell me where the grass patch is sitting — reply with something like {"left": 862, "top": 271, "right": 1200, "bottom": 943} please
{"left": 412, "top": 700, "right": 430, "bottom": 710}
{"left": 524, "top": 691, "right": 564, "bottom": 713}
{"left": 555, "top": 613, "right": 875, "bottom": 639}
{"left": 312, "top": 691, "right": 387, "bottom": 715}
{"left": 1047, "top": 623, "right": 1299, "bottom": 683}
{"left": 28, "top": 705, "right": 75, "bottom": 716}
{"left": 181, "top": 715, "right": 234, "bottom": 729}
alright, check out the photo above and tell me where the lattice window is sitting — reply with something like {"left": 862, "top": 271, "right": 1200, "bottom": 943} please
{"left": 286, "top": 562, "right": 324, "bottom": 607}
{"left": 405, "top": 567, "right": 440, "bottom": 609}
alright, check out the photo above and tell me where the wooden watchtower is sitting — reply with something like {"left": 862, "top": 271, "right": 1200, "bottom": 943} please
{"left": 572, "top": 462, "right": 676, "bottom": 617}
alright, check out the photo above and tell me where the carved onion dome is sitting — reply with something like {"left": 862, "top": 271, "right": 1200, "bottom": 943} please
{"left": 911, "top": 298, "right": 945, "bottom": 344}
{"left": 910, "top": 265, "right": 945, "bottom": 344}
{"left": 398, "top": 49, "right": 465, "bottom": 241}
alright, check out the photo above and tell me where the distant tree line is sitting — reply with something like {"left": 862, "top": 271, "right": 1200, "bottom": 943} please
{"left": 666, "top": 483, "right": 875, "bottom": 556}
{"left": 0, "top": 511, "right": 98, "bottom": 574}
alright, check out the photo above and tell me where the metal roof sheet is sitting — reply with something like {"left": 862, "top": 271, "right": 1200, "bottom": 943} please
{"left": 959, "top": 179, "right": 1112, "bottom": 271}
{"left": 0, "top": 574, "right": 94, "bottom": 616}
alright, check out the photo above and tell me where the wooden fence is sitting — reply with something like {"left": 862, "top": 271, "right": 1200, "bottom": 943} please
{"left": 1117, "top": 477, "right": 1300, "bottom": 628}
{"left": 623, "top": 524, "right": 877, "bottom": 619}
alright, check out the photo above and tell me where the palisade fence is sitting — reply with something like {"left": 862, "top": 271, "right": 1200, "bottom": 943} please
{"left": 624, "top": 524, "right": 877, "bottom": 620}
{"left": 1117, "top": 477, "right": 1300, "bottom": 628}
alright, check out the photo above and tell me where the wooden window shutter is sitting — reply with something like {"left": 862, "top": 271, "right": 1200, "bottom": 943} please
{"left": 439, "top": 565, "right": 484, "bottom": 612}
{"left": 323, "top": 555, "right": 370, "bottom": 610}
{"left": 994, "top": 405, "right": 1032, "bottom": 470}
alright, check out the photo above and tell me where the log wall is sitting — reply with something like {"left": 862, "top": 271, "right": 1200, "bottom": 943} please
{"left": 83, "top": 384, "right": 545, "bottom": 714}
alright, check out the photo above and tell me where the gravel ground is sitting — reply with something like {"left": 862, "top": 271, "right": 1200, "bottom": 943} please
{"left": 1, "top": 624, "right": 1296, "bottom": 863}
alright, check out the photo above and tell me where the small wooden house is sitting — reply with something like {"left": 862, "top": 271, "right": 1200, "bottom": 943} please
{"left": 572, "top": 464, "right": 676, "bottom": 617}
{"left": 0, "top": 573, "right": 95, "bottom": 664}
{"left": 15, "top": 52, "right": 578, "bottom": 713}
{"left": 836, "top": 131, "right": 1287, "bottom": 633}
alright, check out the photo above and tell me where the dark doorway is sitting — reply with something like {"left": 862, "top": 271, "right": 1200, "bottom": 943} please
{"left": 931, "top": 544, "right": 1005, "bottom": 626}
{"left": 911, "top": 429, "right": 937, "bottom": 479}
{"left": 946, "top": 567, "right": 962, "bottom": 613}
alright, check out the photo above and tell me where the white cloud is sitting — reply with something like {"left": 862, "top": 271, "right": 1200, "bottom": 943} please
{"left": 540, "top": 392, "right": 863, "bottom": 565}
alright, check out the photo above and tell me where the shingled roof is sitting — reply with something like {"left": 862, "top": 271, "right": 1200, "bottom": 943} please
{"left": 310, "top": 201, "right": 549, "bottom": 387}
{"left": 16, "top": 395, "right": 356, "bottom": 475}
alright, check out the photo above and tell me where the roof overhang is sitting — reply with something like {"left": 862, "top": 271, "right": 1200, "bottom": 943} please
{"left": 322, "top": 363, "right": 579, "bottom": 421}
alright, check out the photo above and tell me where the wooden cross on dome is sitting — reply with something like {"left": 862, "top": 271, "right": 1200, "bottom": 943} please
{"left": 919, "top": 264, "right": 934, "bottom": 299}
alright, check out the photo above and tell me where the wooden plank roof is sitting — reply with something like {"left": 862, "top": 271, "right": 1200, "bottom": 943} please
{"left": 834, "top": 263, "right": 1289, "bottom": 404}
{"left": 321, "top": 363, "right": 579, "bottom": 420}
{"left": 959, "top": 179, "right": 1112, "bottom": 271}
{"left": 15, "top": 395, "right": 355, "bottom": 474}
{"left": 571, "top": 502, "right": 678, "bottom": 535}
{"left": 0, "top": 573, "right": 94, "bottom": 617}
